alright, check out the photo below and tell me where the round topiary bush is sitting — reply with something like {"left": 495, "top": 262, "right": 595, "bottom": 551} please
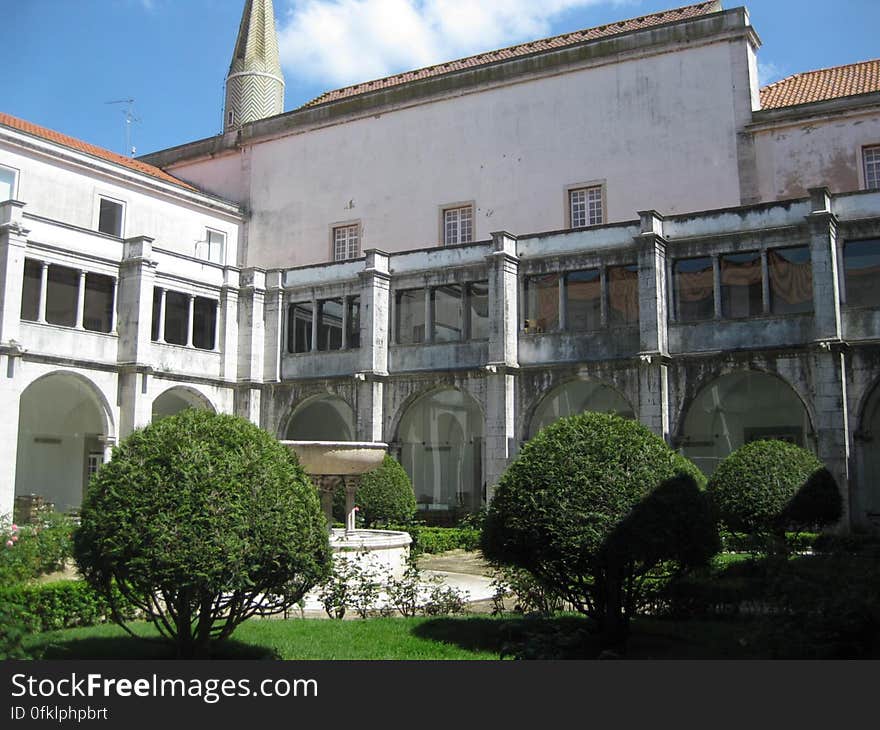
{"left": 707, "top": 440, "right": 840, "bottom": 536}
{"left": 333, "top": 454, "right": 416, "bottom": 527}
{"left": 482, "top": 412, "right": 718, "bottom": 649}
{"left": 74, "top": 409, "right": 331, "bottom": 658}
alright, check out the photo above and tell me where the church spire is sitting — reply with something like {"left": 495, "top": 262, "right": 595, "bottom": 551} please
{"left": 224, "top": 0, "right": 285, "bottom": 132}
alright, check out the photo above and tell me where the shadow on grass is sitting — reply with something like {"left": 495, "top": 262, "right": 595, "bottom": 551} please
{"left": 28, "top": 634, "right": 279, "bottom": 660}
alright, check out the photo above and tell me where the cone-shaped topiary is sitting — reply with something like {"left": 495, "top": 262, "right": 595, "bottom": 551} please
{"left": 707, "top": 440, "right": 839, "bottom": 536}
{"left": 333, "top": 454, "right": 416, "bottom": 527}
{"left": 74, "top": 409, "right": 331, "bottom": 658}
{"left": 482, "top": 412, "right": 717, "bottom": 651}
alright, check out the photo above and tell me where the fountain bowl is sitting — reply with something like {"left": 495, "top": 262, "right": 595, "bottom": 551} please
{"left": 280, "top": 440, "right": 387, "bottom": 475}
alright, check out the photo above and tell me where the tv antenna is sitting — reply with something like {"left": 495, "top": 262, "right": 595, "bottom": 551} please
{"left": 105, "top": 98, "right": 141, "bottom": 157}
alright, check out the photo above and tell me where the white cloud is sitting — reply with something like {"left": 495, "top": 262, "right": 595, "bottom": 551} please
{"left": 278, "top": 0, "right": 637, "bottom": 90}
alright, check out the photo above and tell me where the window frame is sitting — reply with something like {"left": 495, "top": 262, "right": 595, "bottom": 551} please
{"left": 863, "top": 145, "right": 880, "bottom": 190}
{"left": 95, "top": 194, "right": 126, "bottom": 238}
{"left": 565, "top": 181, "right": 605, "bottom": 229}
{"left": 330, "top": 221, "right": 361, "bottom": 262}
{"left": 0, "top": 163, "right": 20, "bottom": 202}
{"left": 439, "top": 202, "right": 474, "bottom": 247}
{"left": 197, "top": 228, "right": 226, "bottom": 265}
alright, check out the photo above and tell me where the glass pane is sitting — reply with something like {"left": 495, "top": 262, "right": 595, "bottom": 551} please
{"left": 396, "top": 289, "right": 425, "bottom": 344}
{"left": 0, "top": 167, "right": 15, "bottom": 202}
{"left": 468, "top": 281, "right": 489, "bottom": 340}
{"left": 151, "top": 288, "right": 161, "bottom": 341}
{"left": 608, "top": 265, "right": 638, "bottom": 325}
{"left": 46, "top": 265, "right": 78, "bottom": 327}
{"left": 721, "top": 252, "right": 762, "bottom": 318}
{"left": 192, "top": 297, "right": 216, "bottom": 350}
{"left": 433, "top": 285, "right": 462, "bottom": 342}
{"left": 347, "top": 297, "right": 360, "bottom": 349}
{"left": 525, "top": 274, "right": 559, "bottom": 332}
{"left": 83, "top": 273, "right": 114, "bottom": 333}
{"left": 287, "top": 302, "right": 313, "bottom": 353}
{"left": 566, "top": 269, "right": 601, "bottom": 331}
{"left": 674, "top": 257, "right": 714, "bottom": 322}
{"left": 164, "top": 291, "right": 189, "bottom": 346}
{"left": 769, "top": 247, "right": 812, "bottom": 314}
{"left": 20, "top": 259, "right": 41, "bottom": 321}
{"left": 318, "top": 298, "right": 343, "bottom": 351}
{"left": 844, "top": 239, "right": 880, "bottom": 308}
{"left": 98, "top": 199, "right": 122, "bottom": 236}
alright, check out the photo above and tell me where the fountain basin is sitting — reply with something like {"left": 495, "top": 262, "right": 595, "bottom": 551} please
{"left": 280, "top": 440, "right": 387, "bottom": 475}
{"left": 330, "top": 528, "right": 413, "bottom": 579}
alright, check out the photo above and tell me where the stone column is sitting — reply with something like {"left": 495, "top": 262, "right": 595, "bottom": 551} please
{"left": 156, "top": 288, "right": 166, "bottom": 343}
{"left": 357, "top": 251, "right": 391, "bottom": 441}
{"left": 37, "top": 261, "right": 48, "bottom": 324}
{"left": 262, "top": 270, "right": 283, "bottom": 384}
{"left": 0, "top": 361, "right": 22, "bottom": 518}
{"left": 343, "top": 476, "right": 359, "bottom": 534}
{"left": 484, "top": 370, "right": 516, "bottom": 504}
{"left": 219, "top": 268, "right": 239, "bottom": 378}
{"left": 110, "top": 277, "right": 119, "bottom": 333}
{"left": 186, "top": 294, "right": 195, "bottom": 348}
{"left": 75, "top": 270, "right": 87, "bottom": 329}
{"left": 635, "top": 211, "right": 671, "bottom": 441}
{"left": 235, "top": 268, "right": 266, "bottom": 426}
{"left": 0, "top": 200, "right": 28, "bottom": 344}
{"left": 317, "top": 476, "right": 341, "bottom": 533}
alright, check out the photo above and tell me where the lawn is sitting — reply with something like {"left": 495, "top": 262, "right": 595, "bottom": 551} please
{"left": 22, "top": 615, "right": 764, "bottom": 660}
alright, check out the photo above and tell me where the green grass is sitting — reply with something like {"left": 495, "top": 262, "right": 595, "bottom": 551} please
{"left": 21, "top": 614, "right": 765, "bottom": 660}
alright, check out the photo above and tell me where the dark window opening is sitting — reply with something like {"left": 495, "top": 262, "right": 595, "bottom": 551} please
{"left": 721, "top": 252, "right": 762, "bottom": 318}
{"left": 83, "top": 273, "right": 114, "bottom": 333}
{"left": 674, "top": 257, "right": 714, "bottom": 322}
{"left": 192, "top": 297, "right": 217, "bottom": 350}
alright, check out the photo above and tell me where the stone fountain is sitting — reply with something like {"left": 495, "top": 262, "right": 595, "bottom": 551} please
{"left": 280, "top": 441, "right": 412, "bottom": 578}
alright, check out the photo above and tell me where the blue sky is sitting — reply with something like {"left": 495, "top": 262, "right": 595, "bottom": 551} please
{"left": 3, "top": 0, "right": 878, "bottom": 157}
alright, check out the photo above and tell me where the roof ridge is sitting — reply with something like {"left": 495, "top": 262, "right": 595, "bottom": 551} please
{"left": 761, "top": 57, "right": 880, "bottom": 91}
{"left": 300, "top": 1, "right": 721, "bottom": 109}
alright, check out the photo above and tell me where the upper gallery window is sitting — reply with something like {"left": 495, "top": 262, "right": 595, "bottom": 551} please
{"left": 333, "top": 224, "right": 360, "bottom": 261}
{"left": 197, "top": 229, "right": 226, "bottom": 264}
{"left": 0, "top": 165, "right": 17, "bottom": 202}
{"left": 97, "top": 196, "right": 124, "bottom": 237}
{"left": 569, "top": 185, "right": 603, "bottom": 228}
{"left": 864, "top": 145, "right": 880, "bottom": 190}
{"left": 442, "top": 205, "right": 473, "bottom": 246}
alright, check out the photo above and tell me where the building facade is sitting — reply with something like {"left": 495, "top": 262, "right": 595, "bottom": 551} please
{"left": 2, "top": 1, "right": 880, "bottom": 530}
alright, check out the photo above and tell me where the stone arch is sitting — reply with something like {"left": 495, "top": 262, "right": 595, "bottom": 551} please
{"left": 395, "top": 387, "right": 484, "bottom": 518}
{"left": 677, "top": 369, "right": 814, "bottom": 476}
{"left": 15, "top": 370, "right": 115, "bottom": 514}
{"left": 855, "top": 378, "right": 880, "bottom": 518}
{"left": 525, "top": 377, "right": 635, "bottom": 440}
{"left": 152, "top": 385, "right": 216, "bottom": 421}
{"left": 282, "top": 393, "right": 356, "bottom": 441}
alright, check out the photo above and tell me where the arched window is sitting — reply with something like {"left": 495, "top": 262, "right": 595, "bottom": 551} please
{"left": 529, "top": 380, "right": 633, "bottom": 438}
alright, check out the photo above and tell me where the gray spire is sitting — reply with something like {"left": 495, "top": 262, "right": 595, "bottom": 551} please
{"left": 224, "top": 0, "right": 285, "bottom": 131}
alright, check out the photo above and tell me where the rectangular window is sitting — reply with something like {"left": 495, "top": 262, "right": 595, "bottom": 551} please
{"left": 608, "top": 265, "right": 639, "bottom": 325}
{"left": 347, "top": 297, "right": 361, "bottom": 349}
{"left": 524, "top": 274, "right": 559, "bottom": 332}
{"left": 333, "top": 224, "right": 360, "bottom": 262}
{"left": 46, "top": 264, "right": 78, "bottom": 327}
{"left": 97, "top": 197, "right": 124, "bottom": 237}
{"left": 192, "top": 297, "right": 217, "bottom": 350}
{"left": 566, "top": 269, "right": 601, "bottom": 331}
{"left": 569, "top": 186, "right": 603, "bottom": 228}
{"left": 674, "top": 257, "right": 714, "bottom": 322}
{"left": 197, "top": 229, "right": 225, "bottom": 264}
{"left": 151, "top": 288, "right": 162, "bottom": 341}
{"left": 396, "top": 289, "right": 425, "bottom": 344}
{"left": 287, "top": 302, "right": 313, "bottom": 353}
{"left": 769, "top": 247, "right": 812, "bottom": 314}
{"left": 864, "top": 146, "right": 880, "bottom": 190}
{"left": 317, "top": 298, "right": 344, "bottom": 351}
{"left": 0, "top": 165, "right": 17, "bottom": 202}
{"left": 83, "top": 273, "right": 114, "bottom": 333}
{"left": 720, "top": 252, "right": 762, "bottom": 318}
{"left": 163, "top": 291, "right": 189, "bottom": 346}
{"left": 468, "top": 281, "right": 489, "bottom": 340}
{"left": 443, "top": 206, "right": 473, "bottom": 246}
{"left": 21, "top": 259, "right": 41, "bottom": 321}
{"left": 433, "top": 285, "right": 463, "bottom": 343}
{"left": 844, "top": 239, "right": 880, "bottom": 308}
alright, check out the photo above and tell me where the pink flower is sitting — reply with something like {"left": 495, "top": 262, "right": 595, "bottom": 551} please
{"left": 4, "top": 540, "right": 12, "bottom": 548}
{"left": 11, "top": 535, "right": 18, "bottom": 543}
{"left": 10, "top": 524, "right": 18, "bottom": 532}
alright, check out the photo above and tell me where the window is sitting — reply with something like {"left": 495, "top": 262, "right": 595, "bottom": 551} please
{"left": 442, "top": 205, "right": 473, "bottom": 246}
{"left": 674, "top": 257, "right": 714, "bottom": 322}
{"left": 864, "top": 146, "right": 880, "bottom": 190}
{"left": 317, "top": 298, "right": 343, "bottom": 351}
{"left": 844, "top": 239, "right": 880, "bottom": 308}
{"left": 720, "top": 252, "right": 762, "bottom": 318}
{"left": 769, "top": 247, "right": 812, "bottom": 314}
{"left": 346, "top": 297, "right": 361, "bottom": 349}
{"left": 569, "top": 186, "right": 603, "bottom": 228}
{"left": 333, "top": 224, "right": 360, "bottom": 261}
{"left": 287, "top": 302, "right": 313, "bottom": 353}
{"left": 83, "top": 273, "right": 115, "bottom": 333}
{"left": 197, "top": 229, "right": 225, "bottom": 264}
{"left": 433, "top": 285, "right": 463, "bottom": 343}
{"left": 97, "top": 197, "right": 124, "bottom": 237}
{"left": 45, "top": 265, "right": 78, "bottom": 327}
{"left": 0, "top": 165, "right": 17, "bottom": 202}
{"left": 524, "top": 274, "right": 559, "bottom": 332}
{"left": 163, "top": 291, "right": 189, "bottom": 345}
{"left": 20, "top": 259, "right": 41, "bottom": 321}
{"left": 396, "top": 289, "right": 425, "bottom": 344}
{"left": 566, "top": 269, "right": 601, "bottom": 331}
{"left": 192, "top": 297, "right": 217, "bottom": 350}
{"left": 468, "top": 281, "right": 489, "bottom": 340}
{"left": 607, "top": 265, "right": 639, "bottom": 325}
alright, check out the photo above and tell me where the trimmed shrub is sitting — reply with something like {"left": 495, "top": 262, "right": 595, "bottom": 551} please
{"left": 334, "top": 455, "right": 416, "bottom": 527}
{"left": 1, "top": 510, "right": 76, "bottom": 585}
{"left": 482, "top": 412, "right": 718, "bottom": 649}
{"left": 74, "top": 409, "right": 332, "bottom": 658}
{"left": 707, "top": 440, "right": 839, "bottom": 537}
{"left": 400, "top": 526, "right": 481, "bottom": 555}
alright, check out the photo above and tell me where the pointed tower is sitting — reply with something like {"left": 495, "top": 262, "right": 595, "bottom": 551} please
{"left": 224, "top": 0, "right": 285, "bottom": 132}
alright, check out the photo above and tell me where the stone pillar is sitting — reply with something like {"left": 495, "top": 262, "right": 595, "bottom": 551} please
{"left": 110, "top": 277, "right": 118, "bottom": 333}
{"left": 37, "top": 261, "right": 48, "bottom": 324}
{"left": 343, "top": 476, "right": 359, "bottom": 534}
{"left": 156, "top": 288, "right": 166, "bottom": 343}
{"left": 219, "top": 268, "right": 239, "bottom": 378}
{"left": 235, "top": 268, "right": 266, "bottom": 426}
{"left": 0, "top": 200, "right": 28, "bottom": 344}
{"left": 357, "top": 251, "right": 391, "bottom": 442}
{"left": 262, "top": 270, "right": 283, "bottom": 383}
{"left": 807, "top": 187, "right": 842, "bottom": 342}
{"left": 484, "top": 370, "right": 516, "bottom": 504}
{"left": 185, "top": 293, "right": 195, "bottom": 348}
{"left": 635, "top": 211, "right": 671, "bottom": 440}
{"left": 486, "top": 232, "right": 519, "bottom": 369}
{"left": 317, "top": 476, "right": 340, "bottom": 533}
{"left": 356, "top": 376, "right": 385, "bottom": 442}
{"left": 75, "top": 270, "right": 86, "bottom": 329}
{"left": 0, "top": 359, "right": 22, "bottom": 518}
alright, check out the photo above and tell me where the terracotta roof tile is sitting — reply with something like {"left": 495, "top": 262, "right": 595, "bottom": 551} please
{"left": 300, "top": 1, "right": 721, "bottom": 109}
{"left": 760, "top": 59, "right": 880, "bottom": 110}
{"left": 0, "top": 112, "right": 195, "bottom": 191}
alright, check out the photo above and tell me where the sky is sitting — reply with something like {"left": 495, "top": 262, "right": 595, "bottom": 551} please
{"left": 3, "top": 0, "right": 878, "bottom": 157}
